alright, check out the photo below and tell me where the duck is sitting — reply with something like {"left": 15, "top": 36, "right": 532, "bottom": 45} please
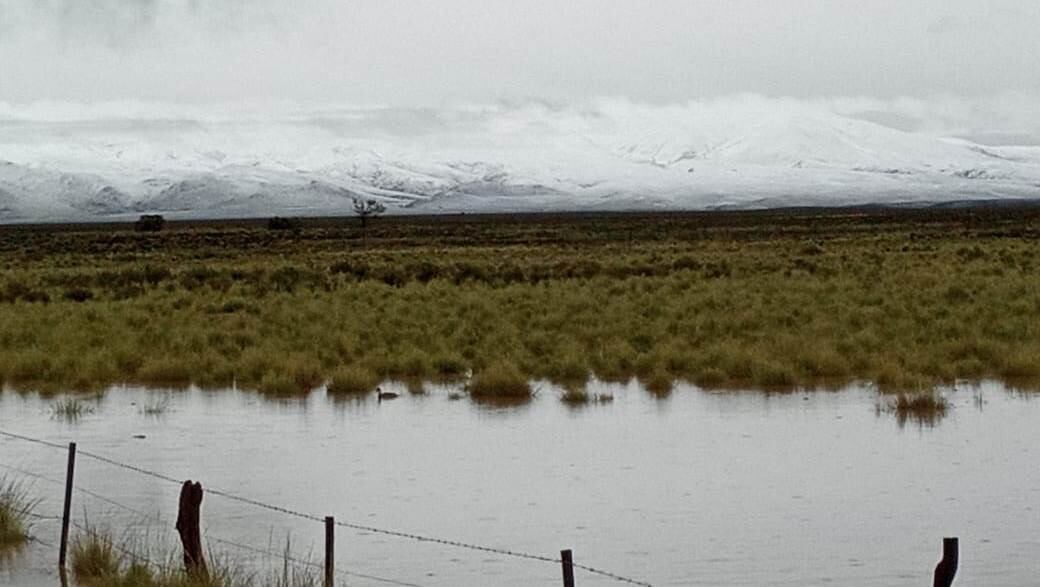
{"left": 376, "top": 387, "right": 400, "bottom": 402}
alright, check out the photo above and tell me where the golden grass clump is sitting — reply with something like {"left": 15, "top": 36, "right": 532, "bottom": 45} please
{"left": 70, "top": 527, "right": 320, "bottom": 587}
{"left": 70, "top": 529, "right": 121, "bottom": 582}
{"left": 136, "top": 357, "right": 194, "bottom": 388}
{"left": 2, "top": 209, "right": 1040, "bottom": 399}
{"left": 560, "top": 387, "right": 613, "bottom": 405}
{"left": 468, "top": 361, "right": 532, "bottom": 399}
{"left": 641, "top": 368, "right": 674, "bottom": 396}
{"left": 327, "top": 365, "right": 381, "bottom": 395}
{"left": 0, "top": 476, "right": 38, "bottom": 547}
{"left": 256, "top": 372, "right": 302, "bottom": 396}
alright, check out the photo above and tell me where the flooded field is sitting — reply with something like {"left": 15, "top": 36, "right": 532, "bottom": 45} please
{"left": 1, "top": 382, "right": 1039, "bottom": 586}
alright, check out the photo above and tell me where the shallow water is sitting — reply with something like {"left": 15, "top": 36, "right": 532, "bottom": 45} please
{"left": 1, "top": 382, "right": 1038, "bottom": 586}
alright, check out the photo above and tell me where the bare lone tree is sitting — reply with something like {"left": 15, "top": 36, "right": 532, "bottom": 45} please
{"left": 352, "top": 198, "right": 386, "bottom": 229}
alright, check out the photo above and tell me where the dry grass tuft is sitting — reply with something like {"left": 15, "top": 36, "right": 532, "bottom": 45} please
{"left": 0, "top": 476, "right": 38, "bottom": 547}
{"left": 70, "top": 527, "right": 320, "bottom": 587}
{"left": 327, "top": 365, "right": 381, "bottom": 395}
{"left": 468, "top": 361, "right": 532, "bottom": 399}
{"left": 2, "top": 210, "right": 1040, "bottom": 400}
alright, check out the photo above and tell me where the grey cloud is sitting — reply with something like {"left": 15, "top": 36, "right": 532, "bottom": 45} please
{"left": 927, "top": 15, "right": 963, "bottom": 34}
{"left": 1, "top": 0, "right": 1040, "bottom": 105}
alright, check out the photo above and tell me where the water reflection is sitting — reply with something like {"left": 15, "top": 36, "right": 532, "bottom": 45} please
{"left": 874, "top": 391, "right": 951, "bottom": 429}
{"left": 1, "top": 381, "right": 1039, "bottom": 585}
{"left": 0, "top": 543, "right": 26, "bottom": 572}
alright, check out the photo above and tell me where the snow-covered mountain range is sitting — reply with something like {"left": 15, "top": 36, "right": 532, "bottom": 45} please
{"left": 1, "top": 99, "right": 1038, "bottom": 221}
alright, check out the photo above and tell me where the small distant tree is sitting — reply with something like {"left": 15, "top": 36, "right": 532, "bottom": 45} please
{"left": 135, "top": 214, "right": 165, "bottom": 232}
{"left": 352, "top": 198, "right": 386, "bottom": 229}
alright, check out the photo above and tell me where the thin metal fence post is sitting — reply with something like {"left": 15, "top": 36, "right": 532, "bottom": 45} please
{"left": 561, "top": 549, "right": 575, "bottom": 587}
{"left": 58, "top": 442, "right": 76, "bottom": 569}
{"left": 325, "top": 516, "right": 335, "bottom": 587}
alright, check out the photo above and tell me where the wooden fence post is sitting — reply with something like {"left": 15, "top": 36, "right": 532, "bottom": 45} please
{"left": 561, "top": 549, "right": 575, "bottom": 587}
{"left": 58, "top": 442, "right": 76, "bottom": 570}
{"left": 934, "top": 537, "right": 959, "bottom": 587}
{"left": 325, "top": 516, "right": 335, "bottom": 587}
{"left": 175, "top": 480, "right": 207, "bottom": 577}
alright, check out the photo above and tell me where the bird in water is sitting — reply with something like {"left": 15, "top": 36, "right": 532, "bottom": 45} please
{"left": 376, "top": 387, "right": 400, "bottom": 402}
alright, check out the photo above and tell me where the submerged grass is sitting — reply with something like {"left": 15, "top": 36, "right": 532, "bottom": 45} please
{"left": 560, "top": 388, "right": 614, "bottom": 405}
{"left": 880, "top": 392, "right": 951, "bottom": 428}
{"left": 1, "top": 209, "right": 1040, "bottom": 397}
{"left": 140, "top": 395, "right": 171, "bottom": 416}
{"left": 51, "top": 397, "right": 95, "bottom": 421}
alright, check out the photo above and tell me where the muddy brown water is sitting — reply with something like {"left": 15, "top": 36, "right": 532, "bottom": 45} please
{"left": 1, "top": 381, "right": 1038, "bottom": 586}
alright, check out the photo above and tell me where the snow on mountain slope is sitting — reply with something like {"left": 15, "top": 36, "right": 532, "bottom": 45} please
{"left": 0, "top": 100, "right": 1038, "bottom": 221}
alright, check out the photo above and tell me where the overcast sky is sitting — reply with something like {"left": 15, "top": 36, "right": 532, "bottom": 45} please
{"left": 1, "top": 0, "right": 1039, "bottom": 106}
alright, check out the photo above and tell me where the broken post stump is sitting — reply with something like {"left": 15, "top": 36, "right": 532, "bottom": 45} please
{"left": 175, "top": 480, "right": 207, "bottom": 577}
{"left": 933, "top": 537, "right": 958, "bottom": 587}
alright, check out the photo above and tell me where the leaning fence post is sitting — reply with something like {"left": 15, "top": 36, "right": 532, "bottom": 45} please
{"left": 934, "top": 537, "right": 959, "bottom": 587}
{"left": 325, "top": 516, "right": 335, "bottom": 587}
{"left": 58, "top": 442, "right": 76, "bottom": 570}
{"left": 175, "top": 480, "right": 207, "bottom": 577}
{"left": 561, "top": 549, "right": 575, "bottom": 587}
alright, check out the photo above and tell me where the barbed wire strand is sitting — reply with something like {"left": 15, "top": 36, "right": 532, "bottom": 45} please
{"left": 208, "top": 535, "right": 422, "bottom": 587}
{"left": 29, "top": 535, "right": 58, "bottom": 550}
{"left": 0, "top": 428, "right": 653, "bottom": 586}
{"left": 0, "top": 461, "right": 157, "bottom": 520}
{"left": 0, "top": 462, "right": 64, "bottom": 485}
{"left": 23, "top": 511, "right": 63, "bottom": 521}
{"left": 4, "top": 457, "right": 415, "bottom": 586}
{"left": 332, "top": 519, "right": 651, "bottom": 586}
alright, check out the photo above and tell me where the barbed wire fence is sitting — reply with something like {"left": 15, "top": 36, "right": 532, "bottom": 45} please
{"left": 1, "top": 428, "right": 653, "bottom": 586}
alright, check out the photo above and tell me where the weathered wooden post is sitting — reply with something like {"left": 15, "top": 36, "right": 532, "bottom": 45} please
{"left": 175, "top": 480, "right": 207, "bottom": 577}
{"left": 934, "top": 537, "right": 959, "bottom": 587}
{"left": 561, "top": 549, "right": 575, "bottom": 587}
{"left": 324, "top": 516, "right": 335, "bottom": 587}
{"left": 58, "top": 442, "right": 76, "bottom": 570}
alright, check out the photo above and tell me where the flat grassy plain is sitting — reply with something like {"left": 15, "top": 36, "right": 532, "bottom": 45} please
{"left": 0, "top": 207, "right": 1038, "bottom": 397}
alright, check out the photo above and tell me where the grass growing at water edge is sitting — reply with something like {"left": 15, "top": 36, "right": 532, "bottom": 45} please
{"left": 467, "top": 361, "right": 532, "bottom": 402}
{"left": 0, "top": 476, "right": 39, "bottom": 548}
{"left": 560, "top": 388, "right": 614, "bottom": 405}
{"left": 2, "top": 209, "right": 1040, "bottom": 399}
{"left": 71, "top": 527, "right": 320, "bottom": 587}
{"left": 326, "top": 365, "right": 381, "bottom": 395}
